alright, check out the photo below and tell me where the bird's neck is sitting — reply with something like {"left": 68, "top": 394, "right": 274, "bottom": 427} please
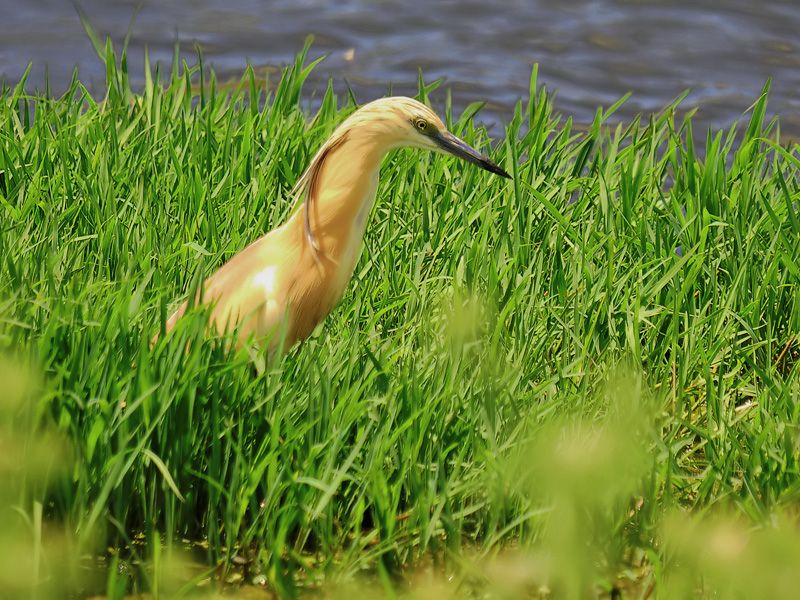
{"left": 289, "top": 131, "right": 391, "bottom": 263}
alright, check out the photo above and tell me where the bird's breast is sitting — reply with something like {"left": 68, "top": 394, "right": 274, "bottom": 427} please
{"left": 330, "top": 188, "right": 376, "bottom": 301}
{"left": 287, "top": 166, "right": 379, "bottom": 342}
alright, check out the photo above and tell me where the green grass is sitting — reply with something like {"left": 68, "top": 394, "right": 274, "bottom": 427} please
{"left": 1, "top": 38, "right": 800, "bottom": 598}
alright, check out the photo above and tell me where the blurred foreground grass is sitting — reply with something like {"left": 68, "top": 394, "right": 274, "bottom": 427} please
{"left": 1, "top": 39, "right": 800, "bottom": 598}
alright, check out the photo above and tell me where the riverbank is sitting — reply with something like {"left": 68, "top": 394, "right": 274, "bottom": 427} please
{"left": 2, "top": 43, "right": 799, "bottom": 598}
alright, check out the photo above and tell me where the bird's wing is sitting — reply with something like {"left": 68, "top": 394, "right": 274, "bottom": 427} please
{"left": 201, "top": 234, "right": 289, "bottom": 343}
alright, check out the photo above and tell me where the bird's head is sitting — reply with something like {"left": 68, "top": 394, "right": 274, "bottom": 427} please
{"left": 348, "top": 97, "right": 511, "bottom": 179}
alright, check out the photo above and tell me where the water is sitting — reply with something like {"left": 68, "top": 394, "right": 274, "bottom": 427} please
{"left": 1, "top": 0, "right": 799, "bottom": 135}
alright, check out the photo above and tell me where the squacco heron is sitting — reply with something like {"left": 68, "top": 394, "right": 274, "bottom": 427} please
{"left": 158, "top": 96, "right": 509, "bottom": 351}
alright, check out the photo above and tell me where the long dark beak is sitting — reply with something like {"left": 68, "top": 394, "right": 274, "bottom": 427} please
{"left": 432, "top": 131, "right": 511, "bottom": 178}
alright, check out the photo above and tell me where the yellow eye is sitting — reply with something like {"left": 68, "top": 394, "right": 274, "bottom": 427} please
{"left": 415, "top": 118, "right": 427, "bottom": 131}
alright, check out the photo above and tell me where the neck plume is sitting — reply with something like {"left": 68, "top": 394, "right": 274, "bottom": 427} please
{"left": 290, "top": 125, "right": 395, "bottom": 261}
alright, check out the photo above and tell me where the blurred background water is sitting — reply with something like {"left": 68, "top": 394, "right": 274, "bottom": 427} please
{"left": 1, "top": 0, "right": 799, "bottom": 135}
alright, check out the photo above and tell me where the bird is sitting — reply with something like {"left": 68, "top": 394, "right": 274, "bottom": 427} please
{"left": 157, "top": 96, "right": 510, "bottom": 352}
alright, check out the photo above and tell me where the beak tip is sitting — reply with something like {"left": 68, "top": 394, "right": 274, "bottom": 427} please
{"left": 487, "top": 162, "right": 511, "bottom": 179}
{"left": 434, "top": 131, "right": 512, "bottom": 180}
